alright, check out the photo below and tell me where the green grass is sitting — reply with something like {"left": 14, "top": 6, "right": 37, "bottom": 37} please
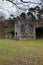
{"left": 0, "top": 39, "right": 43, "bottom": 65}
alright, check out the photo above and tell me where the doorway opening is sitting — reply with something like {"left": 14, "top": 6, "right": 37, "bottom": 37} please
{"left": 35, "top": 27, "right": 43, "bottom": 39}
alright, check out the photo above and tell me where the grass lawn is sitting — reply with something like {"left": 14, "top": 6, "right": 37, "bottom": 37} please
{"left": 0, "top": 39, "right": 43, "bottom": 65}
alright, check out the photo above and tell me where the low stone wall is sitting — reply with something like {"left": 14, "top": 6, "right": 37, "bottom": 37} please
{"left": 16, "top": 35, "right": 34, "bottom": 40}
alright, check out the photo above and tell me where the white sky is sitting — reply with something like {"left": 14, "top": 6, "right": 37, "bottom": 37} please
{"left": 0, "top": 0, "right": 41, "bottom": 19}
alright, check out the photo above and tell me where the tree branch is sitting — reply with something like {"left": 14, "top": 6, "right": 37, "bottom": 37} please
{"left": 7, "top": 0, "right": 42, "bottom": 5}
{"left": 6, "top": 0, "right": 42, "bottom": 11}
{"left": 20, "top": 0, "right": 41, "bottom": 5}
{"left": 6, "top": 0, "right": 28, "bottom": 11}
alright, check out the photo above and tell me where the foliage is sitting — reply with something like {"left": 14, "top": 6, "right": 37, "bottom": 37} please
{"left": 9, "top": 29, "right": 15, "bottom": 38}
{"left": 20, "top": 12, "right": 26, "bottom": 19}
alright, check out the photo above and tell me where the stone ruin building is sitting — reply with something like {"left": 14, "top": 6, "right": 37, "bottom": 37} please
{"left": 15, "top": 6, "right": 43, "bottom": 39}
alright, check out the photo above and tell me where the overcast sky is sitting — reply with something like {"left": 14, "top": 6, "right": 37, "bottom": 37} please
{"left": 0, "top": 0, "right": 41, "bottom": 19}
